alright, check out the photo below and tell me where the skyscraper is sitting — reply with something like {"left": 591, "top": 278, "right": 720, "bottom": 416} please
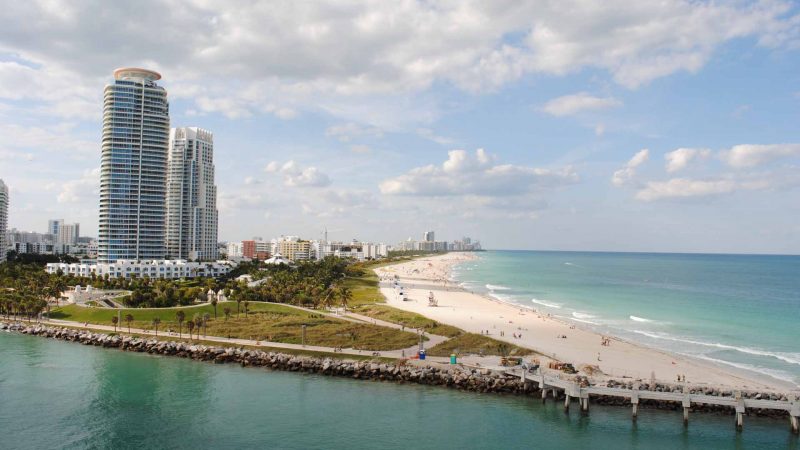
{"left": 165, "top": 127, "right": 218, "bottom": 260}
{"left": 57, "top": 223, "right": 80, "bottom": 245}
{"left": 0, "top": 179, "right": 8, "bottom": 263}
{"left": 48, "top": 219, "right": 62, "bottom": 236}
{"left": 424, "top": 231, "right": 435, "bottom": 242}
{"left": 98, "top": 68, "right": 170, "bottom": 263}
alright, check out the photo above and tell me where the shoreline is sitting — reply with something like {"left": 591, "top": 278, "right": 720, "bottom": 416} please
{"left": 375, "top": 253, "right": 797, "bottom": 393}
{"left": 3, "top": 321, "right": 794, "bottom": 422}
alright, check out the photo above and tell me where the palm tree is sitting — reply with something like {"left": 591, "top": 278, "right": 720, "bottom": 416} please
{"left": 223, "top": 307, "right": 231, "bottom": 322}
{"left": 152, "top": 317, "right": 161, "bottom": 336}
{"left": 187, "top": 320, "right": 195, "bottom": 340}
{"left": 236, "top": 297, "right": 242, "bottom": 317}
{"left": 243, "top": 300, "right": 249, "bottom": 318}
{"left": 176, "top": 310, "right": 185, "bottom": 337}
{"left": 124, "top": 313, "right": 134, "bottom": 333}
{"left": 211, "top": 297, "right": 218, "bottom": 318}
{"left": 202, "top": 313, "right": 210, "bottom": 337}
{"left": 322, "top": 286, "right": 337, "bottom": 310}
{"left": 111, "top": 316, "right": 118, "bottom": 332}
{"left": 337, "top": 286, "right": 352, "bottom": 312}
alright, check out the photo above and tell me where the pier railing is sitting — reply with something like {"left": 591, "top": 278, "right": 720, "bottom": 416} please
{"left": 508, "top": 368, "right": 800, "bottom": 434}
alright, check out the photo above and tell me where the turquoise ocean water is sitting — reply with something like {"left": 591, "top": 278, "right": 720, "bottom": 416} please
{"left": 452, "top": 251, "right": 800, "bottom": 387}
{"left": 1, "top": 332, "right": 797, "bottom": 449}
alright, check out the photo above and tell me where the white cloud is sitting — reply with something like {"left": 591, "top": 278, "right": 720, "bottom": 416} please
{"left": 350, "top": 144, "right": 371, "bottom": 154}
{"left": 612, "top": 149, "right": 649, "bottom": 186}
{"left": 664, "top": 147, "right": 711, "bottom": 172}
{"left": 540, "top": 92, "right": 621, "bottom": 117}
{"left": 1, "top": 0, "right": 796, "bottom": 124}
{"left": 325, "top": 123, "right": 383, "bottom": 142}
{"left": 720, "top": 144, "right": 800, "bottom": 168}
{"left": 594, "top": 124, "right": 606, "bottom": 136}
{"left": 264, "top": 160, "right": 331, "bottom": 187}
{"left": 379, "top": 149, "right": 578, "bottom": 196}
{"left": 416, "top": 128, "right": 455, "bottom": 146}
{"left": 57, "top": 167, "right": 100, "bottom": 203}
{"left": 635, "top": 178, "right": 736, "bottom": 201}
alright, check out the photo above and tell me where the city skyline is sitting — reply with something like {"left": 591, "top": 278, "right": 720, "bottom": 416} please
{"left": 1, "top": 2, "right": 799, "bottom": 254}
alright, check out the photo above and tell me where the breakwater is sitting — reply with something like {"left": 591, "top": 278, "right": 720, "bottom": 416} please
{"left": 2, "top": 321, "right": 796, "bottom": 429}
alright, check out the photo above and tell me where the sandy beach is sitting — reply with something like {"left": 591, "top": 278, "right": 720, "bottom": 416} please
{"left": 376, "top": 253, "right": 794, "bottom": 392}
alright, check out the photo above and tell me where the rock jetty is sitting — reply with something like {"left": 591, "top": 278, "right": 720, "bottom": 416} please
{"left": 1, "top": 321, "right": 790, "bottom": 419}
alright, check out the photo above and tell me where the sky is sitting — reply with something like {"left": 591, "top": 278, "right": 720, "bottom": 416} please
{"left": 0, "top": 0, "right": 799, "bottom": 254}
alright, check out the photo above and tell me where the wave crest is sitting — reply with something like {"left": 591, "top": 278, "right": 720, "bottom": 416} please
{"left": 631, "top": 330, "right": 800, "bottom": 366}
{"left": 485, "top": 284, "right": 510, "bottom": 291}
{"left": 629, "top": 315, "right": 653, "bottom": 323}
{"left": 531, "top": 298, "right": 561, "bottom": 309}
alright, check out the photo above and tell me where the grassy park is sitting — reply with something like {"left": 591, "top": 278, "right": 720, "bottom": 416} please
{"left": 49, "top": 301, "right": 420, "bottom": 351}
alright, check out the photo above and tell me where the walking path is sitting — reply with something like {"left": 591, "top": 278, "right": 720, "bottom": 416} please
{"left": 24, "top": 317, "right": 456, "bottom": 363}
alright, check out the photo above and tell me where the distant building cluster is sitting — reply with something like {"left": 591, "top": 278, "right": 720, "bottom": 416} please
{"left": 395, "top": 231, "right": 481, "bottom": 252}
{"left": 225, "top": 234, "right": 389, "bottom": 262}
{"left": 5, "top": 223, "right": 96, "bottom": 258}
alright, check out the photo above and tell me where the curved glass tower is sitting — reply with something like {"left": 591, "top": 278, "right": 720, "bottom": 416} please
{"left": 98, "top": 68, "right": 170, "bottom": 263}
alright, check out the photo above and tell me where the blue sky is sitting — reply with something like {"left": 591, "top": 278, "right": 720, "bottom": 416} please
{"left": 0, "top": 1, "right": 799, "bottom": 253}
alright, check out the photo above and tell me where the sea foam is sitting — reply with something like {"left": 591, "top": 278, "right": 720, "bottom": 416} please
{"left": 631, "top": 330, "right": 800, "bottom": 366}
{"left": 572, "top": 312, "right": 595, "bottom": 320}
{"left": 629, "top": 315, "right": 653, "bottom": 323}
{"left": 531, "top": 298, "right": 561, "bottom": 309}
{"left": 485, "top": 284, "right": 510, "bottom": 291}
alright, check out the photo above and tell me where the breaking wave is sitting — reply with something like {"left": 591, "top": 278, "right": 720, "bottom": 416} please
{"left": 531, "top": 298, "right": 562, "bottom": 309}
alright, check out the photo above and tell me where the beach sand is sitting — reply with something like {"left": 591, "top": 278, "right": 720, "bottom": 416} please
{"left": 376, "top": 253, "right": 793, "bottom": 392}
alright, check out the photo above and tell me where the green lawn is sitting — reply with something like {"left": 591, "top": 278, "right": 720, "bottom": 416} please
{"left": 49, "top": 301, "right": 419, "bottom": 351}
{"left": 427, "top": 333, "right": 533, "bottom": 357}
{"left": 46, "top": 322, "right": 391, "bottom": 362}
{"left": 352, "top": 304, "right": 462, "bottom": 337}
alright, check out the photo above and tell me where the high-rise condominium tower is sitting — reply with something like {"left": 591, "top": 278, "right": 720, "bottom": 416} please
{"left": 0, "top": 179, "right": 8, "bottom": 263}
{"left": 98, "top": 68, "right": 170, "bottom": 263}
{"left": 165, "top": 127, "right": 218, "bottom": 261}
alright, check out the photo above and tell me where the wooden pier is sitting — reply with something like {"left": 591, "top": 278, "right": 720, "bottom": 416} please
{"left": 510, "top": 369, "right": 800, "bottom": 434}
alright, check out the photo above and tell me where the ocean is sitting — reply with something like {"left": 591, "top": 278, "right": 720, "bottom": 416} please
{"left": 452, "top": 250, "right": 800, "bottom": 388}
{"left": 1, "top": 332, "right": 797, "bottom": 449}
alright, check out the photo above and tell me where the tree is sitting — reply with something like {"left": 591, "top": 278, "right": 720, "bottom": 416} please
{"left": 152, "top": 317, "right": 161, "bottom": 336}
{"left": 223, "top": 307, "right": 231, "bottom": 322}
{"left": 243, "top": 300, "right": 249, "bottom": 318}
{"left": 187, "top": 320, "right": 195, "bottom": 340}
{"left": 337, "top": 286, "right": 352, "bottom": 312}
{"left": 322, "top": 286, "right": 337, "bottom": 309}
{"left": 124, "top": 313, "right": 134, "bottom": 333}
{"left": 176, "top": 310, "right": 185, "bottom": 337}
{"left": 202, "top": 313, "right": 210, "bottom": 337}
{"left": 211, "top": 297, "right": 218, "bottom": 318}
{"left": 111, "top": 316, "right": 118, "bottom": 332}
{"left": 236, "top": 297, "right": 242, "bottom": 317}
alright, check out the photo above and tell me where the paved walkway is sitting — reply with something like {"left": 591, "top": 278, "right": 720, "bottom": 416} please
{"left": 27, "top": 317, "right": 454, "bottom": 363}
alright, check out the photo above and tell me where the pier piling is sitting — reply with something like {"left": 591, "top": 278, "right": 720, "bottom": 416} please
{"left": 790, "top": 415, "right": 798, "bottom": 434}
{"left": 580, "top": 396, "right": 589, "bottom": 414}
{"left": 682, "top": 395, "right": 691, "bottom": 426}
{"left": 564, "top": 394, "right": 570, "bottom": 412}
{"left": 631, "top": 392, "right": 639, "bottom": 421}
{"left": 541, "top": 388, "right": 547, "bottom": 404}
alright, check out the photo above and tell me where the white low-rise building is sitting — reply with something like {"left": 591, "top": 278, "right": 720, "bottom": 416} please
{"left": 46, "top": 259, "right": 236, "bottom": 279}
